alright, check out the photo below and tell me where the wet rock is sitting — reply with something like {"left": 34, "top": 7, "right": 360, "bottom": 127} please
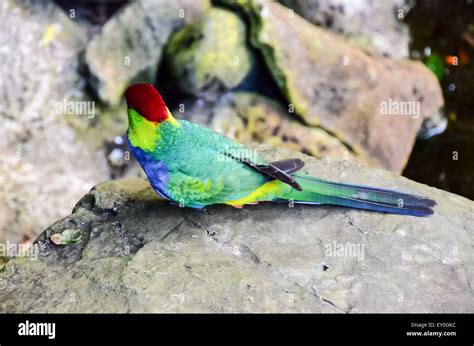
{"left": 165, "top": 8, "right": 255, "bottom": 97}
{"left": 279, "top": 0, "right": 411, "bottom": 59}
{"left": 0, "top": 144, "right": 472, "bottom": 313}
{"left": 220, "top": 0, "right": 444, "bottom": 172}
{"left": 85, "top": 0, "right": 211, "bottom": 105}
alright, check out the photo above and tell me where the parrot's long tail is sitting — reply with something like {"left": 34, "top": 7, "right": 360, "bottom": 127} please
{"left": 277, "top": 173, "right": 436, "bottom": 217}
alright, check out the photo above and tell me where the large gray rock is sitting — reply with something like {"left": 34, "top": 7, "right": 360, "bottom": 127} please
{"left": 0, "top": 144, "right": 472, "bottom": 313}
{"left": 220, "top": 0, "right": 444, "bottom": 173}
{"left": 85, "top": 0, "right": 211, "bottom": 105}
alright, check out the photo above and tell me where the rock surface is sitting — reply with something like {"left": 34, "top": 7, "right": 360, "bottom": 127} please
{"left": 85, "top": 0, "right": 211, "bottom": 105}
{"left": 279, "top": 0, "right": 411, "bottom": 59}
{"left": 221, "top": 0, "right": 444, "bottom": 172}
{"left": 1, "top": 144, "right": 472, "bottom": 313}
{"left": 165, "top": 8, "right": 255, "bottom": 97}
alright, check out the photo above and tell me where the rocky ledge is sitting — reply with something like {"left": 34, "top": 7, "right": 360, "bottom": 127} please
{"left": 0, "top": 144, "right": 472, "bottom": 313}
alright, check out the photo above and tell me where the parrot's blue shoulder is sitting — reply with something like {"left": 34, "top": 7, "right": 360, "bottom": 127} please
{"left": 128, "top": 139, "right": 171, "bottom": 201}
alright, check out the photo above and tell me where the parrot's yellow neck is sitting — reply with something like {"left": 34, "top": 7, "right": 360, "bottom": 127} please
{"left": 127, "top": 108, "right": 180, "bottom": 152}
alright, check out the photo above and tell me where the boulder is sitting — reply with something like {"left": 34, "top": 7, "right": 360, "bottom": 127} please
{"left": 85, "top": 0, "right": 211, "bottom": 105}
{"left": 279, "top": 0, "right": 411, "bottom": 59}
{"left": 1, "top": 144, "right": 472, "bottom": 313}
{"left": 165, "top": 8, "right": 255, "bottom": 97}
{"left": 219, "top": 0, "right": 444, "bottom": 172}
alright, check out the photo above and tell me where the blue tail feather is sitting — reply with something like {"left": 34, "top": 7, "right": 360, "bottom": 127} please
{"left": 285, "top": 173, "right": 436, "bottom": 217}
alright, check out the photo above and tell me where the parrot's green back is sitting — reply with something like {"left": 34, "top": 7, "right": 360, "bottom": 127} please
{"left": 152, "top": 119, "right": 270, "bottom": 207}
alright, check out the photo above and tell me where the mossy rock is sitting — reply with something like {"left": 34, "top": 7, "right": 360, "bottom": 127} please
{"left": 165, "top": 8, "right": 255, "bottom": 96}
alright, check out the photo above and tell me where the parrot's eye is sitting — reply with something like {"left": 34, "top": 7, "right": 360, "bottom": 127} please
{"left": 125, "top": 83, "right": 168, "bottom": 123}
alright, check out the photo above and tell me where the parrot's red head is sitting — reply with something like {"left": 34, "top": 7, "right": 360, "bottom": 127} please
{"left": 125, "top": 83, "right": 169, "bottom": 123}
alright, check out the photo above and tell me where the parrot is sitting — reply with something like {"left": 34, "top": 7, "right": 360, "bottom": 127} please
{"left": 125, "top": 83, "right": 435, "bottom": 217}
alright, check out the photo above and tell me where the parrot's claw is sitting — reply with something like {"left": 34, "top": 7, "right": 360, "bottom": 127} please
{"left": 201, "top": 208, "right": 212, "bottom": 215}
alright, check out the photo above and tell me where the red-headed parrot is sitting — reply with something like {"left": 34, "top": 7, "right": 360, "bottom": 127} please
{"left": 125, "top": 83, "right": 435, "bottom": 216}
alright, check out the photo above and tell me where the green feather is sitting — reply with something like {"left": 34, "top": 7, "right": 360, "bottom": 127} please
{"left": 155, "top": 120, "right": 267, "bottom": 206}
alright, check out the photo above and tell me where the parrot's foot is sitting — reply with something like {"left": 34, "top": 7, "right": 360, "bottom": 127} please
{"left": 201, "top": 208, "right": 212, "bottom": 215}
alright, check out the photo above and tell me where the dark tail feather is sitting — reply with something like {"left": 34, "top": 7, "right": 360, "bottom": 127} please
{"left": 313, "top": 194, "right": 434, "bottom": 216}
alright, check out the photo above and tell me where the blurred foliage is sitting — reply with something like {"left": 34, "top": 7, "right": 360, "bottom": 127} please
{"left": 403, "top": 0, "right": 474, "bottom": 199}
{"left": 426, "top": 54, "right": 445, "bottom": 79}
